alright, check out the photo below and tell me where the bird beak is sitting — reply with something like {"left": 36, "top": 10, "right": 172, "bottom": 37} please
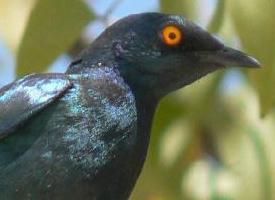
{"left": 201, "top": 46, "right": 261, "bottom": 68}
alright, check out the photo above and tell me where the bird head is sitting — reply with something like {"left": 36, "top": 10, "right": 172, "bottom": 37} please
{"left": 81, "top": 13, "right": 260, "bottom": 99}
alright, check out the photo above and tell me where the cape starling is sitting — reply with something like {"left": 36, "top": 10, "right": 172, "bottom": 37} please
{"left": 0, "top": 13, "right": 260, "bottom": 199}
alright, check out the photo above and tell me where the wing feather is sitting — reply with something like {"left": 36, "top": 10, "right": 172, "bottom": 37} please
{"left": 0, "top": 73, "right": 72, "bottom": 140}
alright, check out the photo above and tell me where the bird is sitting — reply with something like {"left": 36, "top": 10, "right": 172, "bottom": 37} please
{"left": 0, "top": 13, "right": 260, "bottom": 200}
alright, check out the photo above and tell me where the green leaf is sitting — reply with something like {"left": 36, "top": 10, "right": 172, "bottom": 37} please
{"left": 246, "top": 126, "right": 272, "bottom": 200}
{"left": 16, "top": 0, "right": 95, "bottom": 77}
{"left": 207, "top": 0, "right": 225, "bottom": 33}
{"left": 228, "top": 0, "right": 275, "bottom": 116}
{"left": 160, "top": 0, "right": 198, "bottom": 20}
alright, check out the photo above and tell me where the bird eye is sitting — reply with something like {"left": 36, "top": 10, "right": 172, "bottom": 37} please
{"left": 162, "top": 25, "right": 183, "bottom": 46}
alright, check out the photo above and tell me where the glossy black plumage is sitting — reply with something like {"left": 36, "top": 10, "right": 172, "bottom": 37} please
{"left": 0, "top": 13, "right": 260, "bottom": 199}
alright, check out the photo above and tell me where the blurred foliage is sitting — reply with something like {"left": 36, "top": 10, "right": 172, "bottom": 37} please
{"left": 160, "top": 0, "right": 198, "bottom": 20}
{"left": 0, "top": 0, "right": 274, "bottom": 200}
{"left": 228, "top": 0, "right": 275, "bottom": 116}
{"left": 17, "top": 0, "right": 94, "bottom": 77}
{"left": 207, "top": 0, "right": 225, "bottom": 33}
{"left": 0, "top": 0, "right": 35, "bottom": 50}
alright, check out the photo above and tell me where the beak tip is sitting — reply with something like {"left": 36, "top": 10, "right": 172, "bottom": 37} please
{"left": 245, "top": 56, "right": 261, "bottom": 68}
{"left": 220, "top": 46, "right": 261, "bottom": 69}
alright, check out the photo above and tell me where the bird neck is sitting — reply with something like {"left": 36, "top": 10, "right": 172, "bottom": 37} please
{"left": 136, "top": 94, "right": 157, "bottom": 141}
{"left": 67, "top": 42, "right": 117, "bottom": 74}
{"left": 131, "top": 94, "right": 158, "bottom": 183}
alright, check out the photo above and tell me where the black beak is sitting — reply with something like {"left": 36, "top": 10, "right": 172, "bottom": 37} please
{"left": 201, "top": 46, "right": 261, "bottom": 68}
{"left": 184, "top": 19, "right": 260, "bottom": 69}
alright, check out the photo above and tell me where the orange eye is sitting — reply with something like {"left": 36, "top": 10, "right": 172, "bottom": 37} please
{"left": 162, "top": 25, "right": 183, "bottom": 46}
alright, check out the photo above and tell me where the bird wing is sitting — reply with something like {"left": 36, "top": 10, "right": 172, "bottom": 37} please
{"left": 0, "top": 73, "right": 72, "bottom": 141}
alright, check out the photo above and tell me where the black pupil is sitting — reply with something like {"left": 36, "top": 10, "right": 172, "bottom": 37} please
{"left": 168, "top": 32, "right": 177, "bottom": 40}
